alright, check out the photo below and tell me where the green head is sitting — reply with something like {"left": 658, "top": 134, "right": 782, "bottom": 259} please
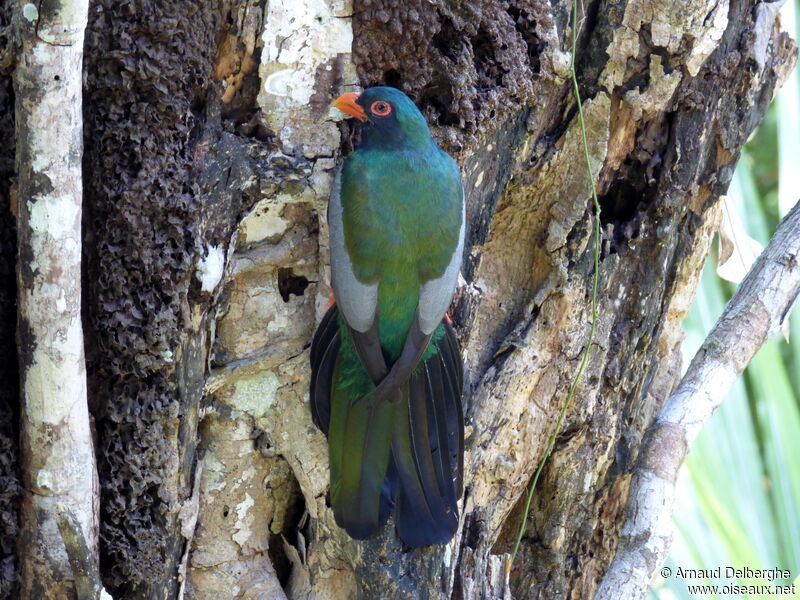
{"left": 333, "top": 87, "right": 433, "bottom": 150}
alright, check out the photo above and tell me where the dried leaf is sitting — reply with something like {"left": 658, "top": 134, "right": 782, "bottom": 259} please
{"left": 717, "top": 198, "right": 765, "bottom": 284}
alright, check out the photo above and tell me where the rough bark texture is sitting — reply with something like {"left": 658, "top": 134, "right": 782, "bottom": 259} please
{"left": 185, "top": 0, "right": 795, "bottom": 598}
{"left": 0, "top": 0, "right": 21, "bottom": 598}
{"left": 0, "top": 2, "right": 19, "bottom": 596}
{"left": 494, "top": 1, "right": 796, "bottom": 597}
{"left": 597, "top": 199, "right": 800, "bottom": 600}
{"left": 0, "top": 0, "right": 795, "bottom": 599}
{"left": 81, "top": 2, "right": 258, "bottom": 597}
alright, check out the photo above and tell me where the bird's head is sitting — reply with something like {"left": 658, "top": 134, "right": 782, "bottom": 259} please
{"left": 332, "top": 86, "right": 432, "bottom": 150}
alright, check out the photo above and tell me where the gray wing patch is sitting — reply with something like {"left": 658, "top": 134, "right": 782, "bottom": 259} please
{"left": 417, "top": 191, "right": 465, "bottom": 335}
{"left": 328, "top": 169, "right": 379, "bottom": 333}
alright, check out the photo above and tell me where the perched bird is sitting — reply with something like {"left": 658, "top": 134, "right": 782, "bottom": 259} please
{"left": 309, "top": 87, "right": 465, "bottom": 547}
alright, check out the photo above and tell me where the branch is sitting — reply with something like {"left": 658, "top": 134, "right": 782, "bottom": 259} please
{"left": 56, "top": 506, "right": 111, "bottom": 600}
{"left": 595, "top": 199, "right": 800, "bottom": 600}
{"left": 15, "top": 0, "right": 97, "bottom": 596}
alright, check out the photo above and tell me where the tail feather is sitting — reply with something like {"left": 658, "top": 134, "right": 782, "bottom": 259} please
{"left": 309, "top": 304, "right": 340, "bottom": 434}
{"left": 310, "top": 303, "right": 465, "bottom": 547}
{"left": 310, "top": 301, "right": 338, "bottom": 365}
{"left": 393, "top": 365, "right": 460, "bottom": 547}
{"left": 392, "top": 325, "right": 464, "bottom": 547}
{"left": 425, "top": 357, "right": 457, "bottom": 511}
{"left": 328, "top": 365, "right": 397, "bottom": 539}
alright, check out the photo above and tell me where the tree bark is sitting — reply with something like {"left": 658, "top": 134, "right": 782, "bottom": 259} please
{"left": 0, "top": 0, "right": 795, "bottom": 599}
{"left": 0, "top": 3, "right": 20, "bottom": 595}
{"left": 13, "top": 0, "right": 98, "bottom": 598}
{"left": 596, "top": 198, "right": 800, "bottom": 600}
{"left": 56, "top": 506, "right": 110, "bottom": 600}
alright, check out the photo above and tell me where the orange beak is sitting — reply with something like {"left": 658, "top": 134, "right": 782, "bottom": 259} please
{"left": 333, "top": 92, "right": 367, "bottom": 121}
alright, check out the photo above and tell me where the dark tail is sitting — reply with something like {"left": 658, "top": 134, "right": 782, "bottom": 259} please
{"left": 310, "top": 304, "right": 465, "bottom": 546}
{"left": 392, "top": 322, "right": 464, "bottom": 547}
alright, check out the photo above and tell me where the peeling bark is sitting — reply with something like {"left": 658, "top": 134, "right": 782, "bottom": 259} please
{"left": 13, "top": 0, "right": 97, "bottom": 598}
{"left": 1, "top": 0, "right": 795, "bottom": 598}
{"left": 120, "top": 0, "right": 796, "bottom": 597}
{"left": 596, "top": 199, "right": 800, "bottom": 600}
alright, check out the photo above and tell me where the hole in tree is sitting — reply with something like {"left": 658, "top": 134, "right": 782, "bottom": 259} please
{"left": 383, "top": 69, "right": 402, "bottom": 88}
{"left": 268, "top": 472, "right": 306, "bottom": 590}
{"left": 418, "top": 84, "right": 461, "bottom": 126}
{"left": 277, "top": 268, "right": 309, "bottom": 302}
{"left": 463, "top": 514, "right": 482, "bottom": 549}
{"left": 598, "top": 179, "right": 644, "bottom": 229}
{"left": 431, "top": 15, "right": 462, "bottom": 62}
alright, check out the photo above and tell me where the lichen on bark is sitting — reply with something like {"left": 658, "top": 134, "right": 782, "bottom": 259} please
{"left": 185, "top": 1, "right": 360, "bottom": 596}
{"left": 13, "top": 0, "right": 97, "bottom": 597}
{"left": 184, "top": 0, "right": 795, "bottom": 598}
{"left": 0, "top": 0, "right": 793, "bottom": 597}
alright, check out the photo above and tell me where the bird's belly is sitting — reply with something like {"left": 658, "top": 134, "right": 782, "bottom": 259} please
{"left": 376, "top": 270, "right": 420, "bottom": 362}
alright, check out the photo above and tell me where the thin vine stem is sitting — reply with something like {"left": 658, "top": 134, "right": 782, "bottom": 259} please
{"left": 509, "top": 0, "right": 603, "bottom": 567}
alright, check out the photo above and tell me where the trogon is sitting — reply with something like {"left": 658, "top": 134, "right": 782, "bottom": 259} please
{"left": 309, "top": 86, "right": 466, "bottom": 547}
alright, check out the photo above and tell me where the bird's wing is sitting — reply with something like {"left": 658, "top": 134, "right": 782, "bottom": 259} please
{"left": 417, "top": 186, "right": 465, "bottom": 335}
{"left": 329, "top": 165, "right": 464, "bottom": 401}
{"left": 366, "top": 185, "right": 464, "bottom": 404}
{"left": 328, "top": 168, "right": 379, "bottom": 334}
{"left": 328, "top": 169, "right": 387, "bottom": 385}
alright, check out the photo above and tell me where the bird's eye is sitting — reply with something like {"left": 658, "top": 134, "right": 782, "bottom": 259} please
{"left": 370, "top": 101, "right": 392, "bottom": 116}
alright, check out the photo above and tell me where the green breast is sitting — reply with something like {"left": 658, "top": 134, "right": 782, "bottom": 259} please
{"left": 340, "top": 144, "right": 462, "bottom": 360}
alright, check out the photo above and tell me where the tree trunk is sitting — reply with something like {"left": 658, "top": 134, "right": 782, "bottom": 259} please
{"left": 0, "top": 0, "right": 795, "bottom": 599}
{"left": 596, "top": 198, "right": 800, "bottom": 600}
{"left": 12, "top": 0, "right": 99, "bottom": 597}
{"left": 0, "top": 3, "right": 20, "bottom": 596}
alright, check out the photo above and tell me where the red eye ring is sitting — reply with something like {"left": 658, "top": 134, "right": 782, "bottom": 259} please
{"left": 370, "top": 100, "right": 392, "bottom": 116}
